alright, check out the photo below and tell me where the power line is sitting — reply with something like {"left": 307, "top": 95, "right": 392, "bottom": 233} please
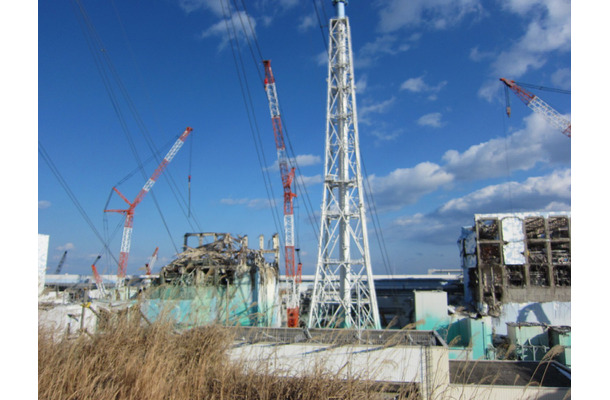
{"left": 39, "top": 142, "right": 120, "bottom": 268}
{"left": 220, "top": 0, "right": 284, "bottom": 242}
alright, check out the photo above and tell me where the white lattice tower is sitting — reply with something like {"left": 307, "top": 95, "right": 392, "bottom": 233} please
{"left": 307, "top": 0, "right": 381, "bottom": 330}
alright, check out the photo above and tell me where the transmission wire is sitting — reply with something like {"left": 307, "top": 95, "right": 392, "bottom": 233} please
{"left": 219, "top": 0, "right": 284, "bottom": 244}
{"left": 39, "top": 142, "right": 120, "bottom": 268}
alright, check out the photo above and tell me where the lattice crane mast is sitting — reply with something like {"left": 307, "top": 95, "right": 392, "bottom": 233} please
{"left": 105, "top": 127, "right": 193, "bottom": 288}
{"left": 263, "top": 60, "right": 302, "bottom": 328}
{"left": 500, "top": 78, "right": 571, "bottom": 138}
{"left": 145, "top": 247, "right": 159, "bottom": 275}
{"left": 55, "top": 250, "right": 68, "bottom": 274}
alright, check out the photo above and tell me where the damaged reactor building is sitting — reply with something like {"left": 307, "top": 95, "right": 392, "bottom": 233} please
{"left": 459, "top": 212, "right": 571, "bottom": 336}
{"left": 141, "top": 232, "right": 282, "bottom": 328}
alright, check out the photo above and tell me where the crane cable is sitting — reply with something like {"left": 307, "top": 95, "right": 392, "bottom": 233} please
{"left": 39, "top": 142, "right": 121, "bottom": 268}
{"left": 72, "top": 0, "right": 182, "bottom": 260}
{"left": 219, "top": 0, "right": 284, "bottom": 242}
{"left": 233, "top": 0, "right": 322, "bottom": 243}
{"left": 107, "top": 0, "right": 204, "bottom": 234}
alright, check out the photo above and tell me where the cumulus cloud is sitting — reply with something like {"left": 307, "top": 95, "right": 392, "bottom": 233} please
{"left": 56, "top": 243, "right": 75, "bottom": 251}
{"left": 39, "top": 200, "right": 51, "bottom": 209}
{"left": 376, "top": 0, "right": 483, "bottom": 33}
{"left": 388, "top": 169, "right": 570, "bottom": 243}
{"left": 369, "top": 128, "right": 401, "bottom": 144}
{"left": 178, "top": 0, "right": 225, "bottom": 16}
{"left": 551, "top": 68, "right": 571, "bottom": 90}
{"left": 365, "top": 111, "right": 570, "bottom": 212}
{"left": 298, "top": 14, "right": 316, "bottom": 32}
{"left": 200, "top": 11, "right": 256, "bottom": 51}
{"left": 479, "top": 0, "right": 571, "bottom": 100}
{"left": 359, "top": 97, "right": 396, "bottom": 125}
{"left": 417, "top": 112, "right": 445, "bottom": 128}
{"left": 355, "top": 74, "right": 368, "bottom": 94}
{"left": 400, "top": 76, "right": 446, "bottom": 100}
{"left": 438, "top": 168, "right": 570, "bottom": 217}
{"left": 368, "top": 162, "right": 454, "bottom": 211}
{"left": 356, "top": 35, "right": 412, "bottom": 67}
{"left": 298, "top": 174, "right": 323, "bottom": 187}
{"left": 469, "top": 46, "right": 494, "bottom": 62}
{"left": 441, "top": 112, "right": 570, "bottom": 181}
{"left": 220, "top": 197, "right": 270, "bottom": 209}
{"left": 267, "top": 154, "right": 322, "bottom": 172}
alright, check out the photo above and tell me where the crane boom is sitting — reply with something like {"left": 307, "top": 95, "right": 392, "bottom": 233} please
{"left": 500, "top": 78, "right": 571, "bottom": 138}
{"left": 55, "top": 250, "right": 68, "bottom": 274}
{"left": 263, "top": 60, "right": 302, "bottom": 327}
{"left": 105, "top": 127, "right": 193, "bottom": 286}
{"left": 90, "top": 255, "right": 106, "bottom": 296}
{"left": 145, "top": 247, "right": 159, "bottom": 275}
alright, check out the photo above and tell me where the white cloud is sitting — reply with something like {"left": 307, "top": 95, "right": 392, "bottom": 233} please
{"left": 295, "top": 154, "right": 322, "bottom": 167}
{"left": 368, "top": 162, "right": 454, "bottom": 210}
{"left": 369, "top": 128, "right": 401, "bottom": 144}
{"left": 56, "top": 243, "right": 75, "bottom": 251}
{"left": 315, "top": 50, "right": 328, "bottom": 67}
{"left": 401, "top": 77, "right": 427, "bottom": 93}
{"left": 39, "top": 200, "right": 51, "bottom": 209}
{"left": 401, "top": 76, "right": 447, "bottom": 99}
{"left": 479, "top": 0, "right": 570, "bottom": 99}
{"left": 359, "top": 97, "right": 396, "bottom": 125}
{"left": 267, "top": 154, "right": 322, "bottom": 171}
{"left": 200, "top": 11, "right": 256, "bottom": 51}
{"left": 298, "top": 14, "right": 316, "bottom": 32}
{"left": 441, "top": 112, "right": 570, "bottom": 181}
{"left": 355, "top": 74, "right": 367, "bottom": 94}
{"left": 376, "top": 0, "right": 483, "bottom": 33}
{"left": 469, "top": 46, "right": 494, "bottom": 62}
{"left": 388, "top": 168, "right": 570, "bottom": 243}
{"left": 298, "top": 174, "right": 323, "bottom": 187}
{"left": 362, "top": 112, "right": 570, "bottom": 213}
{"left": 438, "top": 168, "right": 570, "bottom": 216}
{"left": 551, "top": 68, "right": 571, "bottom": 90}
{"left": 220, "top": 197, "right": 270, "bottom": 209}
{"left": 417, "top": 112, "right": 444, "bottom": 128}
{"left": 178, "top": 0, "right": 225, "bottom": 16}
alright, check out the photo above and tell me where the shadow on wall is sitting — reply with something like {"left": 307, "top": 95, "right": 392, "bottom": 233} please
{"left": 517, "top": 303, "right": 551, "bottom": 325}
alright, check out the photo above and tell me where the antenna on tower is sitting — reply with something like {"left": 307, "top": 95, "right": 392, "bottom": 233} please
{"left": 308, "top": 0, "right": 381, "bottom": 330}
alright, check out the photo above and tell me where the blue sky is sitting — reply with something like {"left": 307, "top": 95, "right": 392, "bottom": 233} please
{"left": 36, "top": 0, "right": 573, "bottom": 277}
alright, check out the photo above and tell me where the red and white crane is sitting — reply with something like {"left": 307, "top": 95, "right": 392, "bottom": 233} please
{"left": 500, "top": 78, "right": 571, "bottom": 138}
{"left": 90, "top": 255, "right": 106, "bottom": 297}
{"left": 263, "top": 60, "right": 302, "bottom": 327}
{"left": 105, "top": 127, "right": 193, "bottom": 288}
{"left": 145, "top": 246, "right": 159, "bottom": 275}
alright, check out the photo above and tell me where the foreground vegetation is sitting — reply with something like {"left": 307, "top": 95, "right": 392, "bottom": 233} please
{"left": 38, "top": 314, "right": 417, "bottom": 400}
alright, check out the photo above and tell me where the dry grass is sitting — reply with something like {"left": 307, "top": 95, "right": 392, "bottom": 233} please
{"left": 38, "top": 311, "right": 417, "bottom": 400}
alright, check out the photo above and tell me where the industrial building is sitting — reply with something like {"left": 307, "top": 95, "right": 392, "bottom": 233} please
{"left": 142, "top": 232, "right": 281, "bottom": 328}
{"left": 38, "top": 1, "right": 571, "bottom": 398}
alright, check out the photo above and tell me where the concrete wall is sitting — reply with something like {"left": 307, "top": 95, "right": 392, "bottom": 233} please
{"left": 492, "top": 301, "right": 571, "bottom": 335}
{"left": 142, "top": 271, "right": 281, "bottom": 328}
{"left": 38, "top": 234, "right": 50, "bottom": 296}
{"left": 229, "top": 342, "right": 449, "bottom": 398}
{"left": 445, "top": 384, "right": 570, "bottom": 400}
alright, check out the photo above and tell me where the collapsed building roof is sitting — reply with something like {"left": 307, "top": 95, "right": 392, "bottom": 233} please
{"left": 159, "top": 233, "right": 279, "bottom": 285}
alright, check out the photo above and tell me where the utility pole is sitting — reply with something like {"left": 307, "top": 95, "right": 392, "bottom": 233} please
{"left": 308, "top": 0, "right": 381, "bottom": 330}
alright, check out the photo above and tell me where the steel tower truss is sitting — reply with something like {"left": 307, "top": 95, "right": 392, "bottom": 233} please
{"left": 308, "top": 3, "right": 381, "bottom": 330}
